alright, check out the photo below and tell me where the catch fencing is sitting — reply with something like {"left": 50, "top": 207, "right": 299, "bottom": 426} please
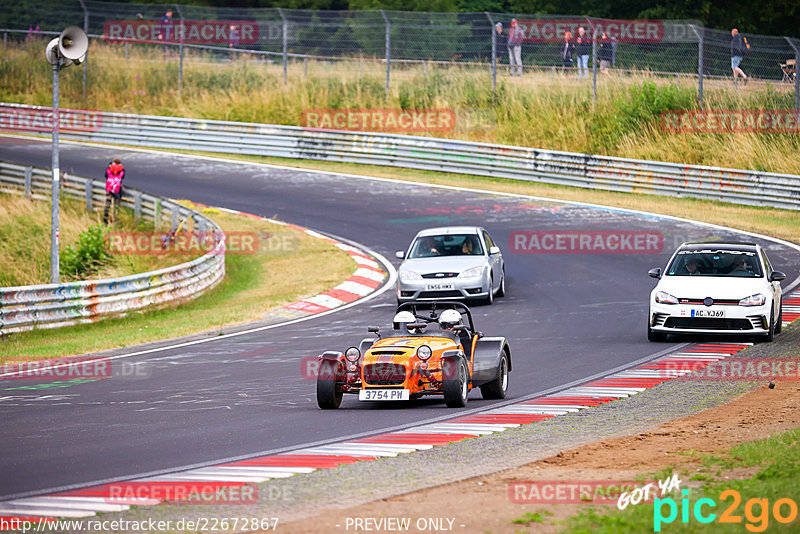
{"left": 0, "top": 160, "right": 226, "bottom": 334}
{"left": 1, "top": 2, "right": 798, "bottom": 106}
{"left": 2, "top": 102, "right": 798, "bottom": 211}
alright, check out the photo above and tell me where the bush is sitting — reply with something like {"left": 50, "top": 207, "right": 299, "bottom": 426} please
{"left": 60, "top": 224, "right": 112, "bottom": 279}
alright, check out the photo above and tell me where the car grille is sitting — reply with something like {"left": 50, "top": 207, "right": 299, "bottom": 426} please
{"left": 677, "top": 298, "right": 741, "bottom": 306}
{"left": 363, "top": 363, "right": 407, "bottom": 385}
{"left": 421, "top": 272, "right": 458, "bottom": 279}
{"left": 652, "top": 313, "right": 669, "bottom": 327}
{"left": 663, "top": 317, "right": 753, "bottom": 330}
{"left": 418, "top": 290, "right": 462, "bottom": 298}
{"left": 370, "top": 350, "right": 408, "bottom": 356}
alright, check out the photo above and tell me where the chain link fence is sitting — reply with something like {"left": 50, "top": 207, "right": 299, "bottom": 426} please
{"left": 1, "top": 1, "right": 798, "bottom": 108}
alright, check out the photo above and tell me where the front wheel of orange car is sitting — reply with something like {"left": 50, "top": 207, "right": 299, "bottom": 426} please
{"left": 317, "top": 359, "right": 344, "bottom": 409}
{"left": 443, "top": 359, "right": 469, "bottom": 408}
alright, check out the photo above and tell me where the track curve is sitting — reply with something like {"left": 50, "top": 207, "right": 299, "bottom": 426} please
{"left": 1, "top": 136, "right": 799, "bottom": 500}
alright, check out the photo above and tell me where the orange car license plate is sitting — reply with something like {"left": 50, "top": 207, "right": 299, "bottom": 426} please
{"left": 359, "top": 389, "right": 410, "bottom": 401}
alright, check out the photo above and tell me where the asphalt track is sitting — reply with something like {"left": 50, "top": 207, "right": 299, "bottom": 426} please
{"left": 1, "top": 136, "right": 799, "bottom": 500}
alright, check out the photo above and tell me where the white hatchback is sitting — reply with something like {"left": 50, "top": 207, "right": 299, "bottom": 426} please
{"left": 648, "top": 243, "right": 786, "bottom": 341}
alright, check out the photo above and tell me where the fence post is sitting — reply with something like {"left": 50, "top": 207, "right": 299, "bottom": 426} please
{"left": 84, "top": 179, "right": 92, "bottom": 211}
{"left": 78, "top": 0, "right": 89, "bottom": 99}
{"left": 24, "top": 166, "right": 32, "bottom": 199}
{"left": 380, "top": 9, "right": 390, "bottom": 98}
{"left": 785, "top": 37, "right": 799, "bottom": 116}
{"left": 277, "top": 8, "right": 288, "bottom": 85}
{"left": 175, "top": 4, "right": 184, "bottom": 93}
{"left": 485, "top": 12, "right": 496, "bottom": 93}
{"left": 588, "top": 17, "right": 597, "bottom": 103}
{"left": 690, "top": 25, "right": 704, "bottom": 106}
{"left": 3, "top": 32, "right": 6, "bottom": 48}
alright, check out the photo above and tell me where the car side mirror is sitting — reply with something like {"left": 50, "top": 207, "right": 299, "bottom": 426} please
{"left": 770, "top": 271, "right": 786, "bottom": 282}
{"left": 489, "top": 246, "right": 500, "bottom": 255}
{"left": 395, "top": 250, "right": 405, "bottom": 259}
{"left": 648, "top": 268, "right": 661, "bottom": 279}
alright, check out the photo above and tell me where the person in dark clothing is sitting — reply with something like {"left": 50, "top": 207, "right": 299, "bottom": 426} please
{"left": 575, "top": 26, "right": 591, "bottom": 79}
{"left": 730, "top": 28, "right": 749, "bottom": 84}
{"left": 494, "top": 22, "right": 507, "bottom": 64}
{"left": 561, "top": 31, "right": 574, "bottom": 70}
{"left": 103, "top": 158, "right": 125, "bottom": 224}
{"left": 598, "top": 32, "right": 613, "bottom": 76}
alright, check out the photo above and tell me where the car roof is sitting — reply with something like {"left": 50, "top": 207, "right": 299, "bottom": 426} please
{"left": 678, "top": 242, "right": 759, "bottom": 252}
{"left": 415, "top": 226, "right": 482, "bottom": 237}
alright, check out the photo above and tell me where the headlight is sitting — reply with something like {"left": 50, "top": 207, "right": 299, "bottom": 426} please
{"left": 739, "top": 293, "right": 766, "bottom": 306}
{"left": 458, "top": 266, "right": 483, "bottom": 278}
{"left": 344, "top": 347, "right": 361, "bottom": 362}
{"left": 416, "top": 345, "right": 432, "bottom": 361}
{"left": 399, "top": 270, "right": 422, "bottom": 281}
{"left": 655, "top": 291, "right": 678, "bottom": 304}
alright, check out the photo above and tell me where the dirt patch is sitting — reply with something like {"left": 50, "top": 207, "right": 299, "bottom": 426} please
{"left": 280, "top": 381, "right": 800, "bottom": 533}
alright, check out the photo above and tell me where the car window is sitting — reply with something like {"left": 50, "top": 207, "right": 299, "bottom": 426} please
{"left": 666, "top": 249, "right": 763, "bottom": 277}
{"left": 761, "top": 250, "right": 773, "bottom": 274}
{"left": 482, "top": 231, "right": 496, "bottom": 251}
{"left": 408, "top": 234, "right": 484, "bottom": 258}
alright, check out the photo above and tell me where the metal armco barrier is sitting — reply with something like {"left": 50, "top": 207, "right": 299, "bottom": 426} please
{"left": 2, "top": 103, "right": 799, "bottom": 211}
{"left": 0, "top": 161, "right": 226, "bottom": 334}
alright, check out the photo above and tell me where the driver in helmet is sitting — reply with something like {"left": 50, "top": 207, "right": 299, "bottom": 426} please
{"left": 393, "top": 310, "right": 420, "bottom": 334}
{"left": 439, "top": 308, "right": 472, "bottom": 351}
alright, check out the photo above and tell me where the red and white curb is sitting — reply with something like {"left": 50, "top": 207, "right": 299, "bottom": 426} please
{"left": 3, "top": 299, "right": 797, "bottom": 524}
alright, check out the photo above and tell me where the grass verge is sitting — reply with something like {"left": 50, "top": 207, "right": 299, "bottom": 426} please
{"left": 0, "top": 202, "right": 356, "bottom": 361}
{"left": 559, "top": 426, "right": 800, "bottom": 533}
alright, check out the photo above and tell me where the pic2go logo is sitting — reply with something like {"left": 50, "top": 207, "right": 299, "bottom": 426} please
{"left": 654, "top": 489, "right": 799, "bottom": 532}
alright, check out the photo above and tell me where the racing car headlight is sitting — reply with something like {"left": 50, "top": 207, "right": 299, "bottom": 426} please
{"left": 416, "top": 345, "right": 432, "bottom": 361}
{"left": 458, "top": 266, "right": 483, "bottom": 278}
{"left": 344, "top": 347, "right": 361, "bottom": 362}
{"left": 655, "top": 291, "right": 678, "bottom": 305}
{"left": 739, "top": 293, "right": 766, "bottom": 307}
{"left": 399, "top": 270, "right": 422, "bottom": 281}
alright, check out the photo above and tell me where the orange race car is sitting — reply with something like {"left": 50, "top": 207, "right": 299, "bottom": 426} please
{"left": 316, "top": 302, "right": 511, "bottom": 409}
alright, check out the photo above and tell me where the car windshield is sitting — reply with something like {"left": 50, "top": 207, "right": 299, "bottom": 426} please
{"left": 666, "top": 249, "right": 763, "bottom": 277}
{"left": 408, "top": 234, "right": 484, "bottom": 258}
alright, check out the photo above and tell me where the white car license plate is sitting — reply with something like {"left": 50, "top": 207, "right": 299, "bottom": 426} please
{"left": 425, "top": 283, "right": 454, "bottom": 291}
{"left": 691, "top": 309, "right": 725, "bottom": 318}
{"left": 359, "top": 389, "right": 410, "bottom": 401}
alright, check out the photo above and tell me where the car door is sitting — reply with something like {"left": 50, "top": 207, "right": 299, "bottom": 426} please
{"left": 482, "top": 229, "right": 502, "bottom": 290}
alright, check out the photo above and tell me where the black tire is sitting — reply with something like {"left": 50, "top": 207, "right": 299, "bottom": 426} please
{"left": 316, "top": 359, "right": 344, "bottom": 409}
{"left": 480, "top": 350, "right": 509, "bottom": 400}
{"left": 775, "top": 300, "right": 783, "bottom": 334}
{"left": 496, "top": 269, "right": 506, "bottom": 298}
{"left": 483, "top": 275, "right": 494, "bottom": 305}
{"left": 647, "top": 324, "right": 666, "bottom": 342}
{"left": 763, "top": 311, "right": 776, "bottom": 342}
{"left": 443, "top": 358, "right": 469, "bottom": 408}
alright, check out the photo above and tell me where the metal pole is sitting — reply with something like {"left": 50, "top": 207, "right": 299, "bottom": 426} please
{"left": 690, "top": 25, "right": 704, "bottom": 106}
{"left": 785, "top": 37, "right": 800, "bottom": 116}
{"left": 78, "top": 0, "right": 88, "bottom": 99}
{"left": 485, "top": 12, "right": 496, "bottom": 93}
{"left": 175, "top": 4, "right": 183, "bottom": 93}
{"left": 380, "top": 10, "right": 390, "bottom": 98}
{"left": 588, "top": 18, "right": 597, "bottom": 103}
{"left": 277, "top": 8, "right": 287, "bottom": 85}
{"left": 50, "top": 62, "right": 61, "bottom": 283}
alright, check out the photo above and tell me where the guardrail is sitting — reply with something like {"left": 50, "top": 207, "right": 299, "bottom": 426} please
{"left": 2, "top": 103, "right": 800, "bottom": 211}
{"left": 0, "top": 161, "right": 225, "bottom": 335}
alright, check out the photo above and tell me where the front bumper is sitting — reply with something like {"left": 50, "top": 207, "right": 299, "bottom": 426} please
{"left": 396, "top": 277, "right": 488, "bottom": 301}
{"left": 649, "top": 302, "right": 770, "bottom": 335}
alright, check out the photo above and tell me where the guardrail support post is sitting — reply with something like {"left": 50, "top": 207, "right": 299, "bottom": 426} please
{"left": 134, "top": 192, "right": 142, "bottom": 222}
{"left": 24, "top": 166, "right": 32, "bottom": 199}
{"left": 84, "top": 179, "right": 92, "bottom": 211}
{"left": 786, "top": 37, "right": 800, "bottom": 116}
{"left": 485, "top": 12, "right": 496, "bottom": 94}
{"left": 171, "top": 206, "right": 179, "bottom": 230}
{"left": 154, "top": 198, "right": 162, "bottom": 229}
{"left": 690, "top": 25, "right": 704, "bottom": 106}
{"left": 277, "top": 8, "right": 288, "bottom": 86}
{"left": 380, "top": 10, "right": 390, "bottom": 99}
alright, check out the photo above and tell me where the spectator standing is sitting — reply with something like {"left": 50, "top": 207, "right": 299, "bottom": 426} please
{"left": 158, "top": 10, "right": 174, "bottom": 55}
{"left": 561, "top": 31, "right": 574, "bottom": 71}
{"left": 229, "top": 24, "right": 240, "bottom": 58}
{"left": 507, "top": 19, "right": 524, "bottom": 76}
{"left": 103, "top": 158, "right": 125, "bottom": 224}
{"left": 575, "top": 26, "right": 591, "bottom": 79}
{"left": 730, "top": 28, "right": 749, "bottom": 84}
{"left": 494, "top": 22, "right": 506, "bottom": 66}
{"left": 598, "top": 32, "right": 613, "bottom": 76}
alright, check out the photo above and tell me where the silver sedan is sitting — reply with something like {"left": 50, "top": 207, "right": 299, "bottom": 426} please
{"left": 395, "top": 226, "right": 505, "bottom": 305}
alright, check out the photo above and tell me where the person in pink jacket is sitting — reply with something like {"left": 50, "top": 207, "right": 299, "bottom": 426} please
{"left": 103, "top": 157, "right": 125, "bottom": 224}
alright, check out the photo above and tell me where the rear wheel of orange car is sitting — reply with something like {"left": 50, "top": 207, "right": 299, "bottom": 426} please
{"left": 443, "top": 358, "right": 469, "bottom": 408}
{"left": 480, "top": 350, "right": 509, "bottom": 400}
{"left": 317, "top": 359, "right": 344, "bottom": 409}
